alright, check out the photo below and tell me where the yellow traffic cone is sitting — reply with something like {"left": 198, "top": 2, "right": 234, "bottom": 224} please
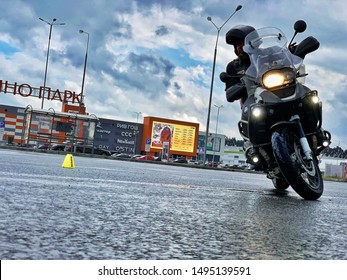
{"left": 62, "top": 154, "right": 75, "bottom": 168}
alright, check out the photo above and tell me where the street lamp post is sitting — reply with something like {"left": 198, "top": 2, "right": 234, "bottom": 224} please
{"left": 39, "top": 17, "right": 65, "bottom": 109}
{"left": 134, "top": 112, "right": 142, "bottom": 123}
{"left": 203, "top": 5, "right": 242, "bottom": 164}
{"left": 79, "top": 30, "right": 89, "bottom": 114}
{"left": 212, "top": 104, "right": 223, "bottom": 165}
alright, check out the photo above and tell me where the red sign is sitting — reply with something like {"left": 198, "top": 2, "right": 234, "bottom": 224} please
{"left": 0, "top": 79, "right": 81, "bottom": 104}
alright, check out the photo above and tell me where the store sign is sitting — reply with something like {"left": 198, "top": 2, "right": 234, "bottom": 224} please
{"left": 0, "top": 79, "right": 81, "bottom": 104}
{"left": 94, "top": 119, "right": 142, "bottom": 153}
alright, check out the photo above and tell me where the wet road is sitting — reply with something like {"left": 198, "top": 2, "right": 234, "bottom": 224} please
{"left": 0, "top": 149, "right": 346, "bottom": 260}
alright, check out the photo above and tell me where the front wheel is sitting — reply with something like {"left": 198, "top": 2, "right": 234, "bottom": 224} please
{"left": 272, "top": 177, "right": 290, "bottom": 191}
{"left": 271, "top": 127, "right": 323, "bottom": 200}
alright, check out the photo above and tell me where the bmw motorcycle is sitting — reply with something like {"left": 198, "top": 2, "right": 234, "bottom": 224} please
{"left": 223, "top": 21, "right": 331, "bottom": 200}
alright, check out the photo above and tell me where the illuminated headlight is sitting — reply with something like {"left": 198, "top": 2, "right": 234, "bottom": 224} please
{"left": 252, "top": 156, "right": 259, "bottom": 163}
{"left": 262, "top": 68, "right": 295, "bottom": 89}
{"left": 252, "top": 107, "right": 263, "bottom": 118}
{"left": 323, "top": 140, "right": 330, "bottom": 147}
{"left": 311, "top": 95, "right": 320, "bottom": 104}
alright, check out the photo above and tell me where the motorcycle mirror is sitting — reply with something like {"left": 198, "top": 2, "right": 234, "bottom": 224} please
{"left": 288, "top": 20, "right": 307, "bottom": 48}
{"left": 294, "top": 20, "right": 307, "bottom": 33}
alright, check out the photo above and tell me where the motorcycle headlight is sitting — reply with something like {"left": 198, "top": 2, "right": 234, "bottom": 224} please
{"left": 262, "top": 68, "right": 295, "bottom": 89}
{"left": 252, "top": 107, "right": 263, "bottom": 118}
{"left": 311, "top": 95, "right": 320, "bottom": 104}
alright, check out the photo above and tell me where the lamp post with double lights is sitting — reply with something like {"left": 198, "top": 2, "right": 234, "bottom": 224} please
{"left": 212, "top": 104, "right": 223, "bottom": 165}
{"left": 39, "top": 17, "right": 65, "bottom": 109}
{"left": 203, "top": 5, "right": 242, "bottom": 164}
{"left": 79, "top": 29, "right": 89, "bottom": 114}
{"left": 134, "top": 112, "right": 142, "bottom": 123}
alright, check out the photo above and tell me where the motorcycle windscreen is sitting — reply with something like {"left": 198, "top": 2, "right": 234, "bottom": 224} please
{"left": 243, "top": 27, "right": 303, "bottom": 83}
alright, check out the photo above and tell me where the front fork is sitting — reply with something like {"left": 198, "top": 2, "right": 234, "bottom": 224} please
{"left": 290, "top": 115, "right": 313, "bottom": 161}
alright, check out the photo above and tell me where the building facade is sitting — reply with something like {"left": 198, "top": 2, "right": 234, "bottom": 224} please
{"left": 1, "top": 104, "right": 204, "bottom": 159}
{"left": 0, "top": 104, "right": 25, "bottom": 145}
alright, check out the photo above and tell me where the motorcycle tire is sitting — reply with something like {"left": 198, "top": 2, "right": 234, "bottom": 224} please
{"left": 271, "top": 127, "right": 323, "bottom": 200}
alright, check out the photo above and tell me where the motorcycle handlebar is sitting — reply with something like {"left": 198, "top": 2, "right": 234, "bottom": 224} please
{"left": 292, "top": 36, "right": 320, "bottom": 59}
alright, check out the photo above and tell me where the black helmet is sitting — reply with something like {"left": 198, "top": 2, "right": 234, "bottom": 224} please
{"left": 226, "top": 25, "right": 255, "bottom": 45}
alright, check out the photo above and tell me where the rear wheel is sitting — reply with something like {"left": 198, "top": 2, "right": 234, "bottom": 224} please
{"left": 271, "top": 127, "right": 323, "bottom": 200}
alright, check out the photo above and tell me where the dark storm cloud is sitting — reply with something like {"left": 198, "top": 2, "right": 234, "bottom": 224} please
{"left": 111, "top": 52, "right": 175, "bottom": 99}
{"left": 61, "top": 19, "right": 132, "bottom": 70}
{"left": 48, "top": 49, "right": 67, "bottom": 65}
{"left": 155, "top": 25, "right": 169, "bottom": 36}
{"left": 135, "top": 0, "right": 197, "bottom": 10}
{"left": 173, "top": 82, "right": 181, "bottom": 90}
{"left": 172, "top": 81, "right": 185, "bottom": 98}
{"left": 1, "top": 1, "right": 38, "bottom": 47}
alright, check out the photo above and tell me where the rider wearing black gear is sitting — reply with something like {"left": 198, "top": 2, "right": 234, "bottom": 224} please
{"left": 220, "top": 25, "right": 255, "bottom": 107}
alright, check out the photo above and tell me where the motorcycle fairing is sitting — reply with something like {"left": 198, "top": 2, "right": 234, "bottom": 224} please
{"left": 239, "top": 89, "right": 322, "bottom": 145}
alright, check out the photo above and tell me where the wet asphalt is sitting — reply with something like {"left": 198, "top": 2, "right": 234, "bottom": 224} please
{"left": 0, "top": 148, "right": 346, "bottom": 260}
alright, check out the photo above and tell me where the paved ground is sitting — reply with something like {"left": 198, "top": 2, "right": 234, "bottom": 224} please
{"left": 0, "top": 149, "right": 346, "bottom": 259}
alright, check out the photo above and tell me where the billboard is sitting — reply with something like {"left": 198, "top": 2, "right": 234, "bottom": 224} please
{"left": 143, "top": 117, "right": 199, "bottom": 156}
{"left": 93, "top": 118, "right": 143, "bottom": 154}
{"left": 150, "top": 121, "right": 197, "bottom": 153}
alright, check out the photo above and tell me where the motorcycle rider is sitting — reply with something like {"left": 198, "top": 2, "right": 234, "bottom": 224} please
{"left": 219, "top": 25, "right": 255, "bottom": 108}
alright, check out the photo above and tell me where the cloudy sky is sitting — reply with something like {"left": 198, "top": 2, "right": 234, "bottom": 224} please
{"left": 1, "top": 0, "right": 346, "bottom": 148}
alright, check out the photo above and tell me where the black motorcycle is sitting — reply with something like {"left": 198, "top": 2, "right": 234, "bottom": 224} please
{"left": 222, "top": 21, "right": 331, "bottom": 200}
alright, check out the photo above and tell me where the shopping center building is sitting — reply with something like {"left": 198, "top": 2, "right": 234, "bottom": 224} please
{"left": 0, "top": 80, "right": 225, "bottom": 161}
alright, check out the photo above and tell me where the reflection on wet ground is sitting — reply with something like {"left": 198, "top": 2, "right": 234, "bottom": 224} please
{"left": 0, "top": 149, "right": 346, "bottom": 259}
